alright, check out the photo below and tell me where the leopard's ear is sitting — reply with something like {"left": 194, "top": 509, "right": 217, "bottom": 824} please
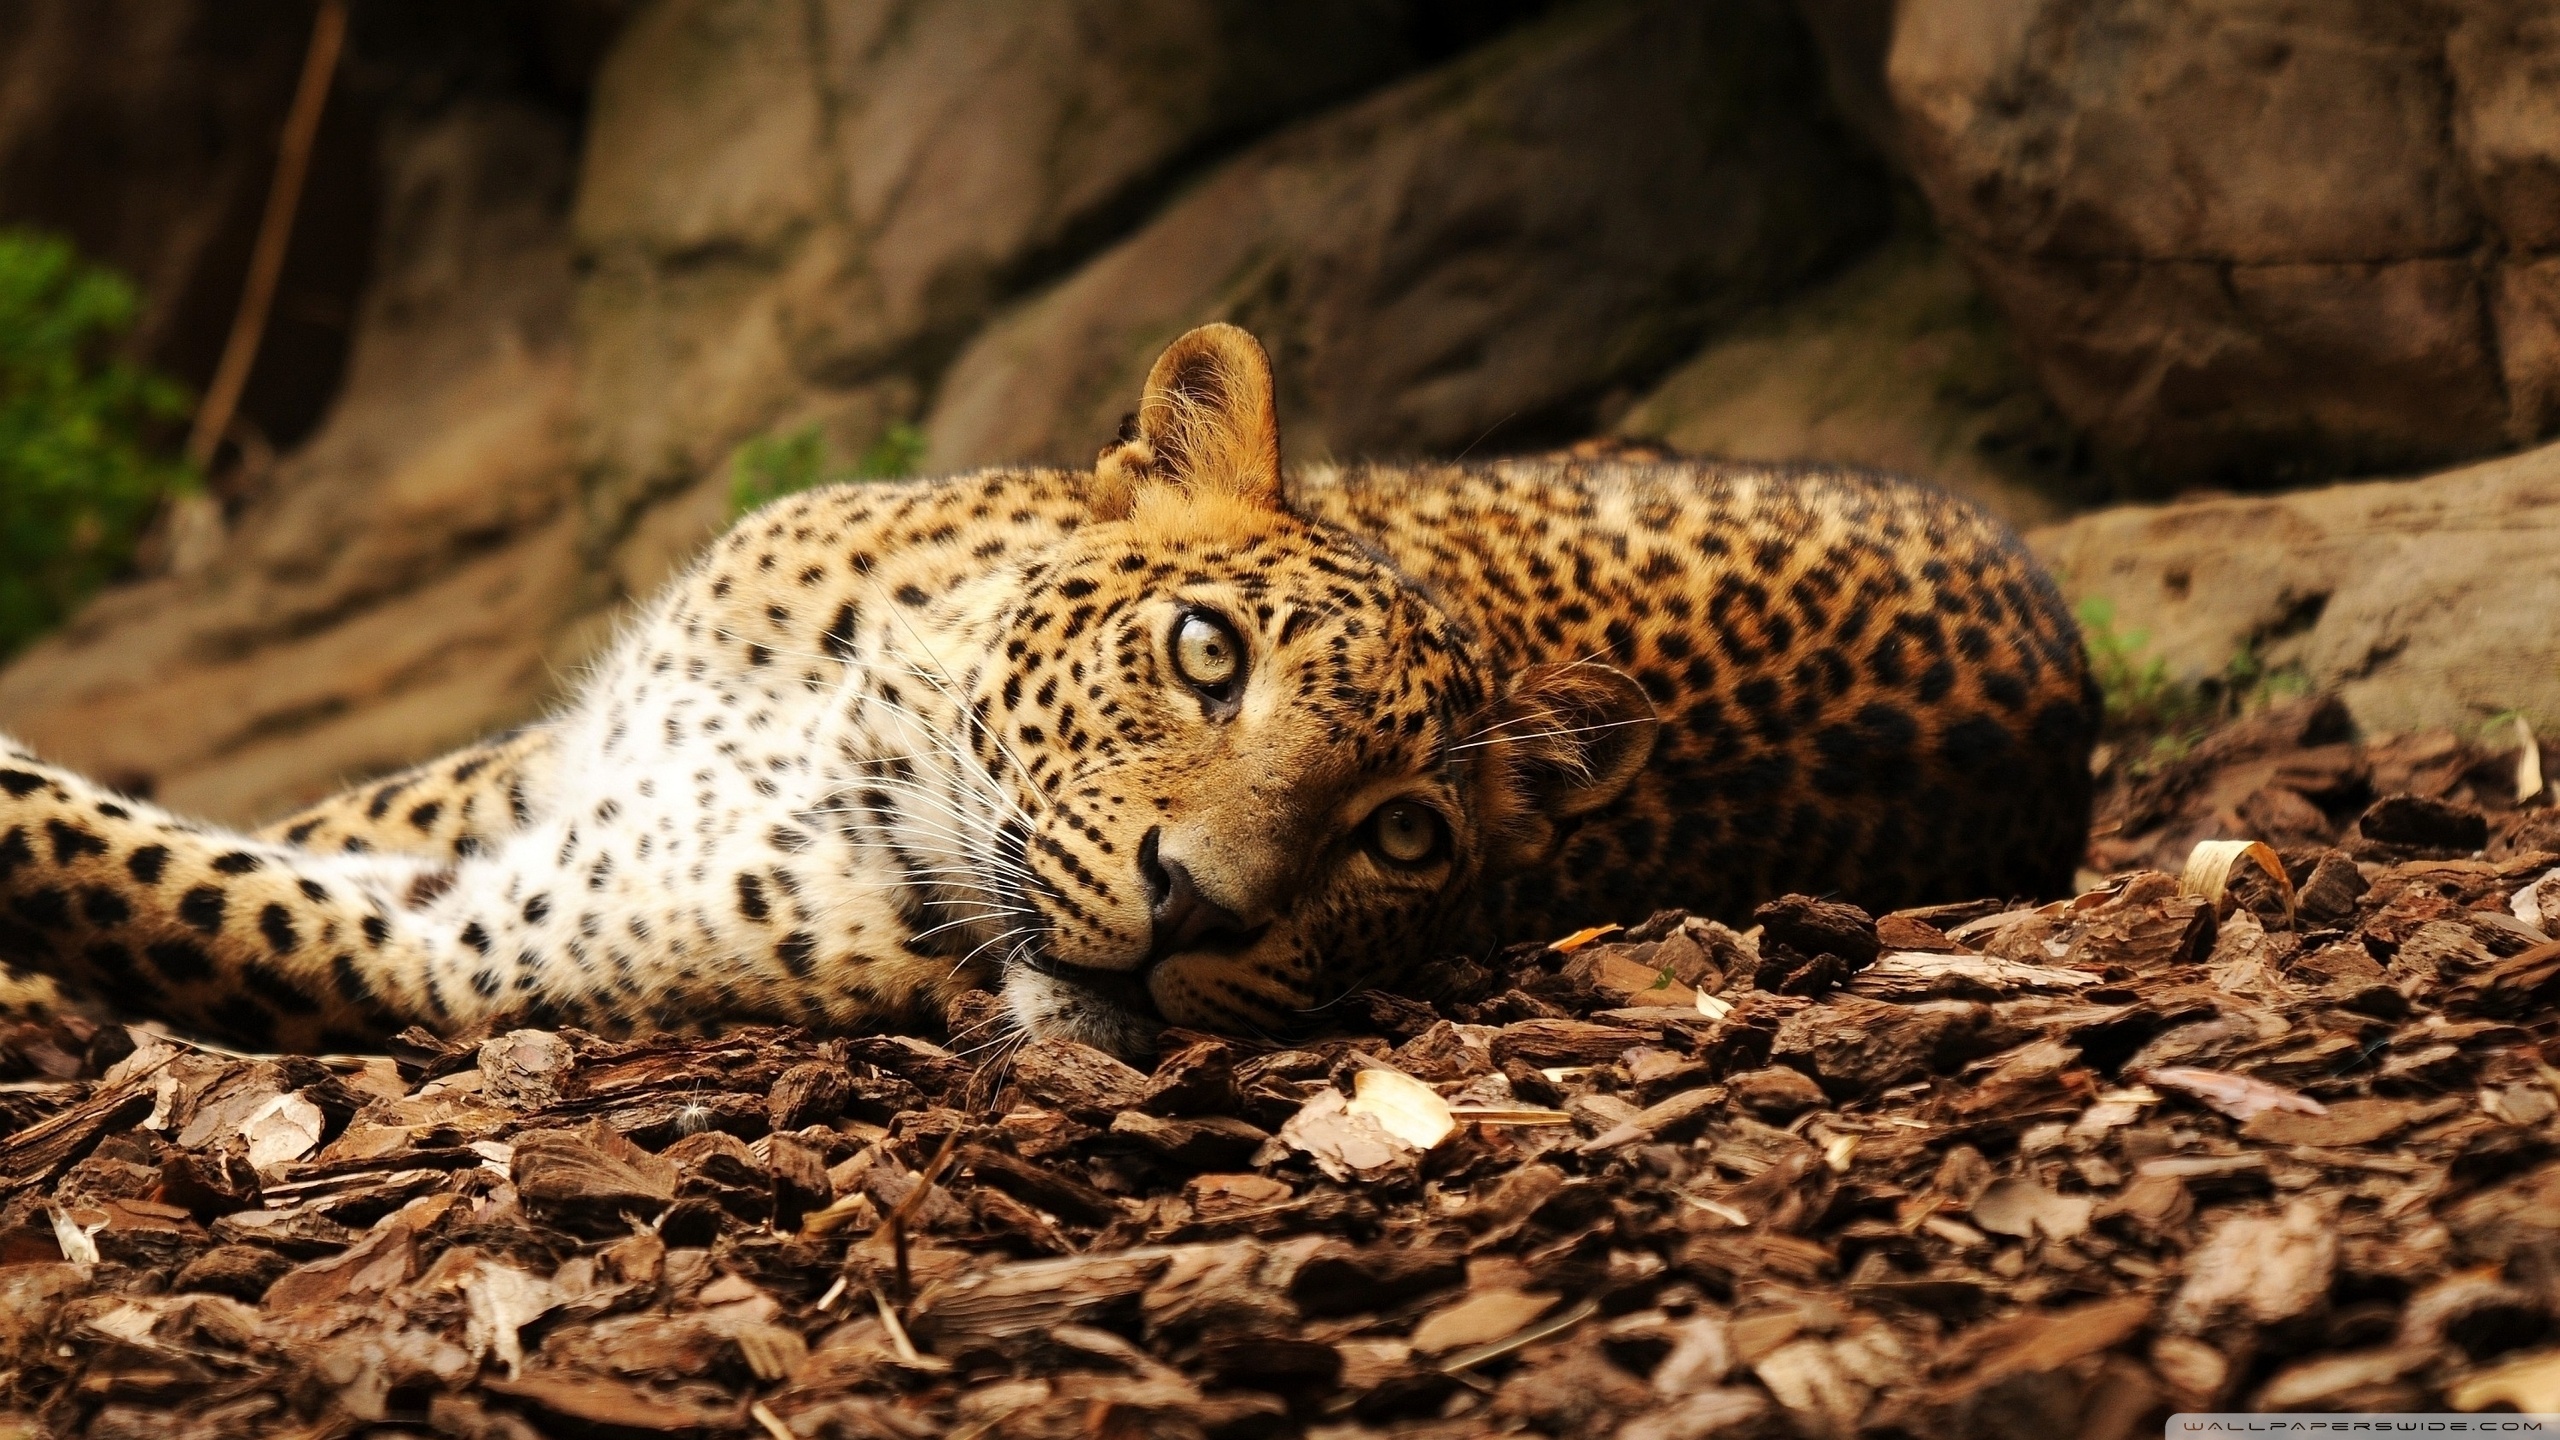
{"left": 1092, "top": 324, "right": 1282, "bottom": 520}
{"left": 1469, "top": 663, "right": 1658, "bottom": 872}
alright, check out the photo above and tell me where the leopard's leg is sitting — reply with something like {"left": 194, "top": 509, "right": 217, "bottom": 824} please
{"left": 258, "top": 727, "right": 558, "bottom": 862}
{"left": 0, "top": 968, "right": 76, "bottom": 1027}
{"left": 0, "top": 736, "right": 473, "bottom": 1051}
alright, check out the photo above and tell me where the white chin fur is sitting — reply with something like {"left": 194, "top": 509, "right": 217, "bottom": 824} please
{"left": 1002, "top": 970, "right": 1161, "bottom": 1058}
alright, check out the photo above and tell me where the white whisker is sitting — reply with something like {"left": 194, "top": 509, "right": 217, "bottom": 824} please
{"left": 1444, "top": 714, "right": 1656, "bottom": 756}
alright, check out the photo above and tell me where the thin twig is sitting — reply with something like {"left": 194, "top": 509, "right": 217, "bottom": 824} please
{"left": 185, "top": 0, "right": 346, "bottom": 470}
{"left": 871, "top": 1286, "right": 921, "bottom": 1363}
{"left": 748, "top": 1401, "right": 794, "bottom": 1440}
{"left": 886, "top": 1127, "right": 961, "bottom": 1306}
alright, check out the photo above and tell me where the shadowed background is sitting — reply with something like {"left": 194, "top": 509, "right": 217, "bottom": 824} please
{"left": 1, "top": 0, "right": 2554, "bottom": 823}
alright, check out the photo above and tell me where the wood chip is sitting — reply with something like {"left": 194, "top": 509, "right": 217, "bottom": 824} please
{"left": 2143, "top": 1065, "right": 2327, "bottom": 1122}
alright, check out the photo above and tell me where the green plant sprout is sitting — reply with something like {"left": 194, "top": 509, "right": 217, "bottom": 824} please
{"left": 727, "top": 420, "right": 925, "bottom": 519}
{"left": 0, "top": 229, "right": 195, "bottom": 660}
{"left": 2076, "top": 596, "right": 2308, "bottom": 768}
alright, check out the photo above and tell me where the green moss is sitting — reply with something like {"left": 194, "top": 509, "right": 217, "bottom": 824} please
{"left": 0, "top": 229, "right": 194, "bottom": 660}
{"left": 2079, "top": 596, "right": 2310, "bottom": 765}
{"left": 726, "top": 420, "right": 925, "bottom": 519}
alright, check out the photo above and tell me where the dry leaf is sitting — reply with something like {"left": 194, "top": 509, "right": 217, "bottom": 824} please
{"left": 1755, "top": 1329, "right": 1910, "bottom": 1439}
{"left": 5, "top": 677, "right": 2551, "bottom": 1428}
{"left": 2240, "top": 1096, "right": 2416, "bottom": 1147}
{"left": 1970, "top": 1177, "right": 2092, "bottom": 1241}
{"left": 1346, "top": 1067, "right": 1456, "bottom": 1150}
{"left": 2181, "top": 838, "right": 2295, "bottom": 920}
{"left": 1948, "top": 905, "right": 2056, "bottom": 944}
{"left": 2168, "top": 1200, "right": 2338, "bottom": 1333}
{"left": 2071, "top": 1086, "right": 2159, "bottom": 1135}
{"left": 140, "top": 1074, "right": 179, "bottom": 1132}
{"left": 174, "top": 1074, "right": 288, "bottom": 1150}
{"left": 729, "top": 1322, "right": 809, "bottom": 1382}
{"left": 80, "top": 1300, "right": 159, "bottom": 1346}
{"left": 1652, "top": 1315, "right": 1738, "bottom": 1396}
{"left": 1547, "top": 924, "right": 1622, "bottom": 955}
{"left": 1689, "top": 1195, "right": 1753, "bottom": 1228}
{"left": 1437, "top": 1297, "right": 1599, "bottom": 1374}
{"left": 2143, "top": 1065, "right": 2326, "bottom": 1122}
{"left": 1411, "top": 1288, "right": 1556, "bottom": 1356}
{"left": 1578, "top": 1084, "right": 1725, "bottom": 1153}
{"left": 264, "top": 1197, "right": 449, "bottom": 1312}
{"left": 2513, "top": 867, "right": 2560, "bottom": 932}
{"left": 1571, "top": 949, "right": 1701, "bottom": 1007}
{"left": 1275, "top": 1087, "right": 1421, "bottom": 1184}
{"left": 241, "top": 1092, "right": 327, "bottom": 1174}
{"left": 444, "top": 1256, "right": 562, "bottom": 1378}
{"left": 47, "top": 1208, "right": 99, "bottom": 1266}
{"left": 1621, "top": 1390, "right": 1772, "bottom": 1440}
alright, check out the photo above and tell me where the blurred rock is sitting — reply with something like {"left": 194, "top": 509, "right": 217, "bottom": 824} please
{"left": 1615, "top": 230, "right": 2082, "bottom": 526}
{"left": 0, "top": 100, "right": 586, "bottom": 822}
{"left": 2030, "top": 439, "right": 2560, "bottom": 735}
{"left": 575, "top": 0, "right": 1516, "bottom": 592}
{"left": 924, "top": 0, "right": 1887, "bottom": 470}
{"left": 0, "top": 0, "right": 1517, "bottom": 822}
{"left": 1887, "top": 0, "right": 2560, "bottom": 484}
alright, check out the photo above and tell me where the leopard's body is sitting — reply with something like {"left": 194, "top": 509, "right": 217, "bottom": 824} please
{"left": 0, "top": 327, "right": 2095, "bottom": 1056}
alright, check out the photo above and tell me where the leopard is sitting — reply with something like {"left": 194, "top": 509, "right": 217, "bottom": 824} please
{"left": 0, "top": 324, "right": 2097, "bottom": 1058}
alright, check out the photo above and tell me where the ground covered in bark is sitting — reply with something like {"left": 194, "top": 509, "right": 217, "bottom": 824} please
{"left": 6, "top": 696, "right": 2560, "bottom": 1438}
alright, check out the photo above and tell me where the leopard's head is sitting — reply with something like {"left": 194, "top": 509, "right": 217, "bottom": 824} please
{"left": 976, "top": 325, "right": 1656, "bottom": 1055}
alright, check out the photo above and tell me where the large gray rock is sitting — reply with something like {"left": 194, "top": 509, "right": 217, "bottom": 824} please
{"left": 573, "top": 0, "right": 1489, "bottom": 590}
{"left": 924, "top": 0, "right": 1887, "bottom": 470}
{"left": 2029, "top": 440, "right": 2560, "bottom": 736}
{"left": 1885, "top": 0, "right": 2560, "bottom": 484}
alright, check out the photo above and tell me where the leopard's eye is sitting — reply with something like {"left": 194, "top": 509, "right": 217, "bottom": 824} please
{"left": 1368, "top": 801, "right": 1445, "bottom": 866}
{"left": 1172, "top": 611, "right": 1242, "bottom": 693}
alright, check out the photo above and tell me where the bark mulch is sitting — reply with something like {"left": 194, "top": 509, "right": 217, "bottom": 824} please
{"left": 7, "top": 694, "right": 2560, "bottom": 1438}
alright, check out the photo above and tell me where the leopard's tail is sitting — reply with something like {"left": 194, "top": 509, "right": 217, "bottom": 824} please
{"left": 0, "top": 736, "right": 466, "bottom": 1051}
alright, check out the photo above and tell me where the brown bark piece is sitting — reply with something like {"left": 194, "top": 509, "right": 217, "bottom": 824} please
{"left": 511, "top": 1121, "right": 679, "bottom": 1217}
{"left": 1108, "top": 1111, "right": 1267, "bottom": 1171}
{"left": 1138, "top": 1038, "right": 1244, "bottom": 1117}
{"left": 765, "top": 1062, "right": 851, "bottom": 1131}
{"left": 1488, "top": 1018, "right": 1657, "bottom": 1068}
{"left": 1753, "top": 895, "right": 1882, "bottom": 968}
{"left": 1008, "top": 1037, "right": 1149, "bottom": 1122}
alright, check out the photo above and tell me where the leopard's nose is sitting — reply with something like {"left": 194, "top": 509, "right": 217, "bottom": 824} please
{"left": 1138, "top": 827, "right": 1254, "bottom": 958}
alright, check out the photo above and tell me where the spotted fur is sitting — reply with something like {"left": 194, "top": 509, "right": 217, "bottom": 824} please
{"left": 0, "top": 326, "right": 2095, "bottom": 1055}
